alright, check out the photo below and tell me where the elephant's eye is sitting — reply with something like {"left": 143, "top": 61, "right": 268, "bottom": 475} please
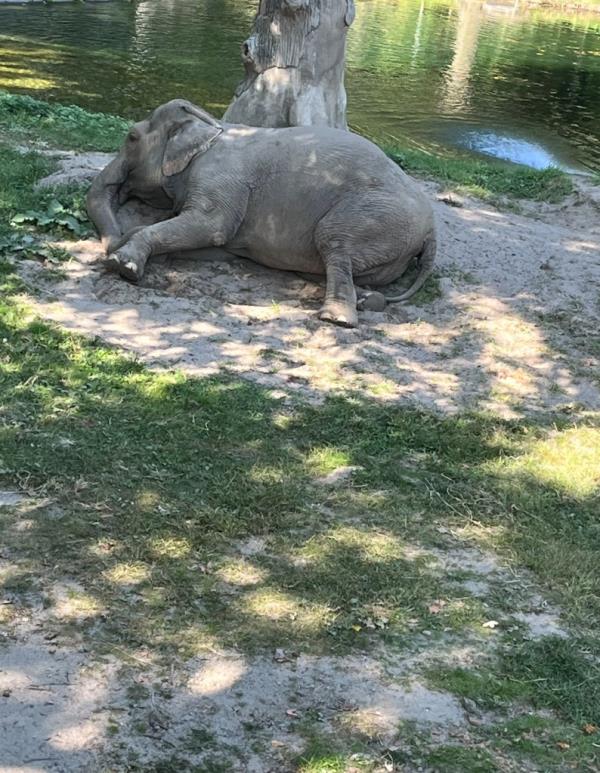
{"left": 128, "top": 131, "right": 140, "bottom": 143}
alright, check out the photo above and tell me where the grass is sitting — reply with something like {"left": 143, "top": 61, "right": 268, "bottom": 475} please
{"left": 0, "top": 93, "right": 599, "bottom": 770}
{"left": 384, "top": 144, "right": 574, "bottom": 203}
{"left": 0, "top": 91, "right": 128, "bottom": 152}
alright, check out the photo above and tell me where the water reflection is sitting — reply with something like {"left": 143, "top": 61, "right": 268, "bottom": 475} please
{"left": 0, "top": 0, "right": 599, "bottom": 170}
{"left": 442, "top": 0, "right": 484, "bottom": 112}
{"left": 460, "top": 128, "right": 576, "bottom": 169}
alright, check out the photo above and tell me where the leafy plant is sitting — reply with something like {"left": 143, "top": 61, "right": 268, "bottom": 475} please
{"left": 10, "top": 198, "right": 90, "bottom": 237}
{"left": 0, "top": 232, "right": 72, "bottom": 265}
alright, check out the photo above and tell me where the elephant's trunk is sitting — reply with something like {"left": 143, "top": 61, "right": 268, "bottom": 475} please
{"left": 86, "top": 154, "right": 129, "bottom": 253}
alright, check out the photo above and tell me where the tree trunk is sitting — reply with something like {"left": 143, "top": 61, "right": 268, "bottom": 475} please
{"left": 224, "top": 0, "right": 355, "bottom": 130}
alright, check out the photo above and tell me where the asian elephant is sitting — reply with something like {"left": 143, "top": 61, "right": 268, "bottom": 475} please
{"left": 87, "top": 99, "right": 436, "bottom": 327}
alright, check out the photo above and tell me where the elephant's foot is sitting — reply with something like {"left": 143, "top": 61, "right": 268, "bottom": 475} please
{"left": 105, "top": 248, "right": 148, "bottom": 284}
{"left": 357, "top": 290, "right": 387, "bottom": 313}
{"left": 319, "top": 299, "right": 358, "bottom": 328}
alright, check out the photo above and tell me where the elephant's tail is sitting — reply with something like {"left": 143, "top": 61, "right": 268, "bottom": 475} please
{"left": 384, "top": 232, "right": 437, "bottom": 304}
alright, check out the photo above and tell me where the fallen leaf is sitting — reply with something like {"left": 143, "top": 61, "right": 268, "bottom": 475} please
{"left": 583, "top": 723, "right": 598, "bottom": 735}
{"left": 556, "top": 741, "right": 570, "bottom": 750}
{"left": 351, "top": 624, "right": 362, "bottom": 632}
{"left": 482, "top": 620, "right": 499, "bottom": 629}
{"left": 286, "top": 709, "right": 300, "bottom": 718}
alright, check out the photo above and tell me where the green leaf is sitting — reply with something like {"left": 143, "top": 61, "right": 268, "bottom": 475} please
{"left": 47, "top": 199, "right": 66, "bottom": 216}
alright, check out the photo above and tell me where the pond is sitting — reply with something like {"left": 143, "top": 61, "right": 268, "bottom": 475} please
{"left": 1, "top": 0, "right": 600, "bottom": 171}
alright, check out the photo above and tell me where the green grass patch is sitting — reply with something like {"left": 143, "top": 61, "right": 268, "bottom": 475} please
{"left": 385, "top": 145, "right": 573, "bottom": 203}
{"left": 490, "top": 715, "right": 600, "bottom": 770}
{"left": 297, "top": 748, "right": 346, "bottom": 773}
{"left": 428, "top": 636, "right": 600, "bottom": 735}
{"left": 0, "top": 91, "right": 128, "bottom": 152}
{"left": 501, "top": 637, "right": 600, "bottom": 725}
{"left": 426, "top": 746, "right": 498, "bottom": 773}
{"left": 426, "top": 665, "right": 528, "bottom": 709}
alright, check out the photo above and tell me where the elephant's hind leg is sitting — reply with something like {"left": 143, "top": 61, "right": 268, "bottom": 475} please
{"left": 318, "top": 251, "right": 358, "bottom": 328}
{"left": 315, "top": 194, "right": 406, "bottom": 327}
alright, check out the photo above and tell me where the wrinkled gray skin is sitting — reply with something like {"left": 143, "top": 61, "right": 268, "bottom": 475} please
{"left": 87, "top": 99, "right": 436, "bottom": 327}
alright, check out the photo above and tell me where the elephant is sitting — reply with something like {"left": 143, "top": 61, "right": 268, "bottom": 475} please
{"left": 87, "top": 99, "right": 437, "bottom": 327}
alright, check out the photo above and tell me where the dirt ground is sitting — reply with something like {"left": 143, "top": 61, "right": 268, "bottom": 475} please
{"left": 2, "top": 156, "right": 599, "bottom": 771}
{"left": 19, "top": 158, "right": 600, "bottom": 418}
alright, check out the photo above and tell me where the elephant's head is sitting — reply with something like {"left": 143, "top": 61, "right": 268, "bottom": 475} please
{"left": 87, "top": 99, "right": 222, "bottom": 252}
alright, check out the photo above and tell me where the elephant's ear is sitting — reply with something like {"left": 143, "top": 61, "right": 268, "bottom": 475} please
{"left": 162, "top": 120, "right": 222, "bottom": 177}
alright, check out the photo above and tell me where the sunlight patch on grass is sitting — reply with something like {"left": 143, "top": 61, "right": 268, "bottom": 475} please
{"left": 297, "top": 526, "right": 420, "bottom": 565}
{"left": 272, "top": 412, "right": 293, "bottom": 430}
{"left": 306, "top": 447, "right": 352, "bottom": 476}
{"left": 248, "top": 465, "right": 286, "bottom": 484}
{"left": 502, "top": 426, "right": 600, "bottom": 498}
{"left": 452, "top": 522, "right": 510, "bottom": 553}
{"left": 87, "top": 539, "right": 122, "bottom": 558}
{"left": 217, "top": 559, "right": 268, "bottom": 587}
{"left": 148, "top": 536, "right": 192, "bottom": 559}
{"left": 135, "top": 490, "right": 161, "bottom": 509}
{"left": 298, "top": 753, "right": 345, "bottom": 773}
{"left": 244, "top": 588, "right": 331, "bottom": 628}
{"left": 53, "top": 588, "right": 103, "bottom": 621}
{"left": 0, "top": 76, "right": 57, "bottom": 91}
{"left": 104, "top": 562, "right": 151, "bottom": 586}
{"left": 367, "top": 379, "right": 397, "bottom": 397}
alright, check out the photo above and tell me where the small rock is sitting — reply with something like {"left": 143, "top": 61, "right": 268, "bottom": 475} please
{"left": 36, "top": 152, "right": 115, "bottom": 189}
{"left": 2, "top": 689, "right": 11, "bottom": 698}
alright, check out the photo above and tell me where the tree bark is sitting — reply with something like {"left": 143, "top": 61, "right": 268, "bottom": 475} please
{"left": 224, "top": 0, "right": 355, "bottom": 130}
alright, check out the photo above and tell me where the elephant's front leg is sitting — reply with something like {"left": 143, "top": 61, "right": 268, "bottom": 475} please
{"left": 319, "top": 253, "right": 358, "bottom": 328}
{"left": 106, "top": 211, "right": 231, "bottom": 283}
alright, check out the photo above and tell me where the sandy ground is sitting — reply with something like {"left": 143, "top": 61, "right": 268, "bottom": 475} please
{"left": 1, "top": 155, "right": 598, "bottom": 770}
{"left": 18, "top": 155, "right": 600, "bottom": 417}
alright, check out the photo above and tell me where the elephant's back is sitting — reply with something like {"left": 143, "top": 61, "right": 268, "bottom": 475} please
{"left": 260, "top": 126, "right": 415, "bottom": 189}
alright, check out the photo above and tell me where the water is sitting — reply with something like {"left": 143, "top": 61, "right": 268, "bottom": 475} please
{"left": 1, "top": 0, "right": 600, "bottom": 171}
